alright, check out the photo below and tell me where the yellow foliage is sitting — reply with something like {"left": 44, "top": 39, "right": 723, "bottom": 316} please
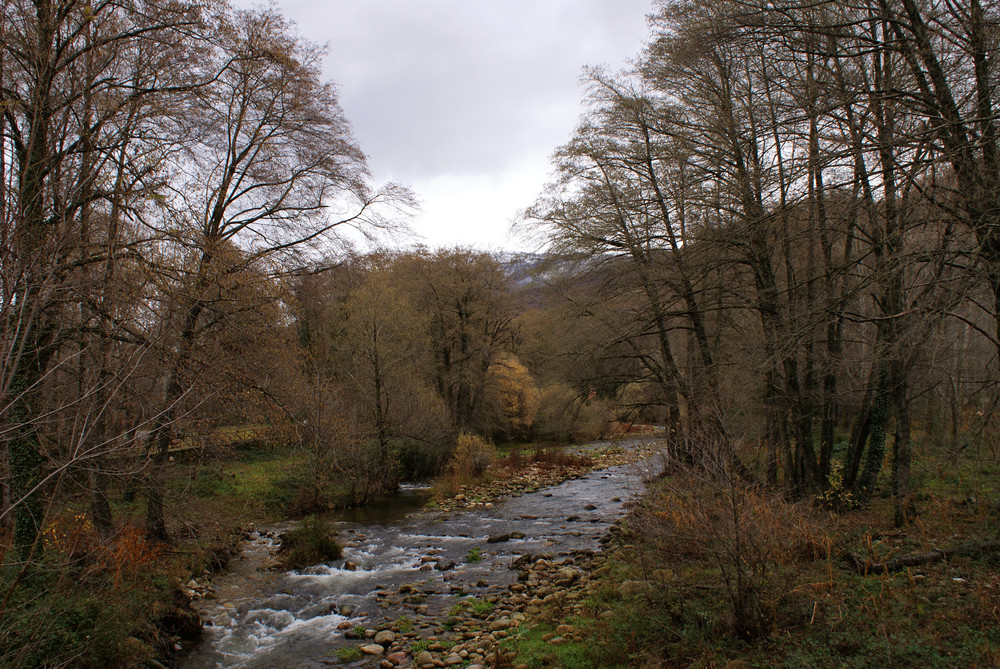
{"left": 483, "top": 355, "right": 539, "bottom": 440}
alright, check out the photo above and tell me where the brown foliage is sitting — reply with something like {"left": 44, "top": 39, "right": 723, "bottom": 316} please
{"left": 635, "top": 441, "right": 831, "bottom": 639}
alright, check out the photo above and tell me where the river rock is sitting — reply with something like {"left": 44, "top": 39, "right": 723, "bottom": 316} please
{"left": 444, "top": 652, "right": 464, "bottom": 665}
{"left": 512, "top": 554, "right": 533, "bottom": 568}
{"left": 386, "top": 651, "right": 408, "bottom": 665}
{"left": 435, "top": 559, "right": 456, "bottom": 571}
{"left": 556, "top": 567, "right": 579, "bottom": 583}
{"left": 584, "top": 504, "right": 598, "bottom": 510}
{"left": 619, "top": 580, "right": 646, "bottom": 596}
{"left": 374, "top": 630, "right": 395, "bottom": 645}
{"left": 487, "top": 533, "right": 511, "bottom": 543}
{"left": 726, "top": 662, "right": 754, "bottom": 669}
{"left": 415, "top": 650, "right": 434, "bottom": 666}
{"left": 361, "top": 643, "right": 385, "bottom": 655}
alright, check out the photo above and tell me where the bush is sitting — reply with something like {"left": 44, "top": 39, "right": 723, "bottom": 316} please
{"left": 532, "top": 383, "right": 615, "bottom": 443}
{"left": 448, "top": 432, "right": 497, "bottom": 479}
{"left": 634, "top": 441, "right": 830, "bottom": 640}
{"left": 532, "top": 383, "right": 581, "bottom": 442}
{"left": 0, "top": 523, "right": 191, "bottom": 669}
{"left": 531, "top": 445, "right": 593, "bottom": 469}
{"left": 277, "top": 515, "right": 342, "bottom": 569}
{"left": 435, "top": 433, "right": 498, "bottom": 496}
{"left": 391, "top": 437, "right": 447, "bottom": 480}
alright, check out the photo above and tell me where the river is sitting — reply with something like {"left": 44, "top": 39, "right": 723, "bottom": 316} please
{"left": 180, "top": 440, "right": 656, "bottom": 668}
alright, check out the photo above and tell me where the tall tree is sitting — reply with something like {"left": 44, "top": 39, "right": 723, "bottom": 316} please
{"left": 0, "top": 0, "right": 201, "bottom": 559}
{"left": 142, "top": 6, "right": 409, "bottom": 539}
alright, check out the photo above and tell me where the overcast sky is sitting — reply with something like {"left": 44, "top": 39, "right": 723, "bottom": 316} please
{"left": 259, "top": 1, "right": 654, "bottom": 251}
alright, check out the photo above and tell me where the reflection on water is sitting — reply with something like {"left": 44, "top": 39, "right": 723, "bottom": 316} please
{"left": 324, "top": 484, "right": 432, "bottom": 526}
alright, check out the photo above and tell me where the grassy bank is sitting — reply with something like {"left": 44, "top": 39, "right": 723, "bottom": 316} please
{"left": 0, "top": 445, "right": 306, "bottom": 668}
{"left": 499, "top": 441, "right": 1000, "bottom": 668}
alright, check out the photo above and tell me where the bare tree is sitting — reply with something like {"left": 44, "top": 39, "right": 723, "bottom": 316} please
{"left": 141, "top": 6, "right": 411, "bottom": 540}
{"left": 0, "top": 0, "right": 201, "bottom": 559}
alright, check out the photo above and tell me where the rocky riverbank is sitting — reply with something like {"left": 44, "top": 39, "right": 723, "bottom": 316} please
{"left": 431, "top": 442, "right": 650, "bottom": 512}
{"left": 328, "top": 527, "right": 629, "bottom": 669}
{"left": 314, "top": 444, "right": 652, "bottom": 668}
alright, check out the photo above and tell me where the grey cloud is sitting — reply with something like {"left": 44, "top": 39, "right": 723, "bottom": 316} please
{"left": 277, "top": 0, "right": 651, "bottom": 180}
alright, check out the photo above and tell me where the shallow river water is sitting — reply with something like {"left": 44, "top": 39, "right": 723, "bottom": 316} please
{"left": 180, "top": 441, "right": 657, "bottom": 668}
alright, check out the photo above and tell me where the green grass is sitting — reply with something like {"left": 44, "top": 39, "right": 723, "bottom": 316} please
{"left": 466, "top": 546, "right": 483, "bottom": 563}
{"left": 333, "top": 646, "right": 362, "bottom": 662}
{"left": 501, "top": 622, "right": 632, "bottom": 669}
{"left": 165, "top": 447, "right": 305, "bottom": 507}
{"left": 450, "top": 596, "right": 495, "bottom": 618}
{"left": 469, "top": 597, "right": 494, "bottom": 616}
{"left": 277, "top": 515, "right": 341, "bottom": 569}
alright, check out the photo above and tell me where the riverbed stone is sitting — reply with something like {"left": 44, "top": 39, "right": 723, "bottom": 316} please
{"left": 619, "top": 580, "right": 646, "bottom": 596}
{"left": 386, "top": 651, "right": 408, "bottom": 665}
{"left": 512, "top": 554, "right": 532, "bottom": 568}
{"left": 361, "top": 643, "right": 385, "bottom": 655}
{"left": 374, "top": 630, "right": 395, "bottom": 645}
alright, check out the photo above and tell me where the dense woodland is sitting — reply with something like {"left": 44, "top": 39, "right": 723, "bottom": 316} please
{"left": 2, "top": 0, "right": 1000, "bottom": 666}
